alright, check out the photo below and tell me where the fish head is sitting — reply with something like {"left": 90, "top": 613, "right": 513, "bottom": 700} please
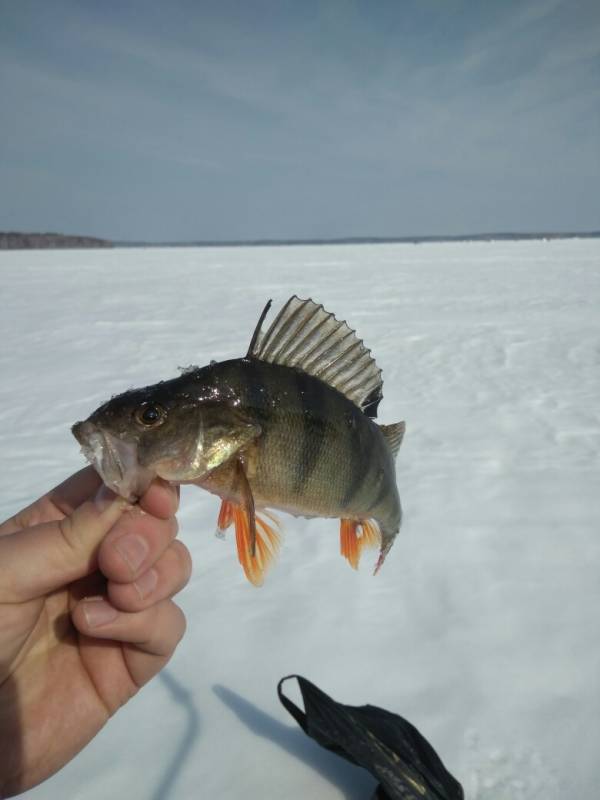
{"left": 72, "top": 374, "right": 261, "bottom": 500}
{"left": 72, "top": 380, "right": 205, "bottom": 500}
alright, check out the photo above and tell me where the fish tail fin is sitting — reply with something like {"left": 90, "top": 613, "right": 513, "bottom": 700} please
{"left": 233, "top": 505, "right": 281, "bottom": 587}
{"left": 340, "top": 518, "right": 381, "bottom": 570}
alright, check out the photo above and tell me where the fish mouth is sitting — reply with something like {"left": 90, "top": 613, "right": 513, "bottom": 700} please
{"left": 72, "top": 420, "right": 154, "bottom": 501}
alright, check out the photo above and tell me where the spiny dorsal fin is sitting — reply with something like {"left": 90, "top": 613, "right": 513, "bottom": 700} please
{"left": 246, "top": 299, "right": 272, "bottom": 357}
{"left": 379, "top": 421, "right": 405, "bottom": 459}
{"left": 249, "top": 296, "right": 383, "bottom": 416}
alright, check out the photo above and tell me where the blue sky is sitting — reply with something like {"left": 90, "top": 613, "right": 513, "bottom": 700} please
{"left": 1, "top": 0, "right": 599, "bottom": 240}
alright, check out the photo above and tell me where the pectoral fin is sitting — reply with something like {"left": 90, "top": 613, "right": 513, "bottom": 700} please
{"left": 158, "top": 409, "right": 261, "bottom": 482}
{"left": 200, "top": 412, "right": 261, "bottom": 476}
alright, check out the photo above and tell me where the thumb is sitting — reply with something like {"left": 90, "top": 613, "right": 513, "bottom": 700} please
{"left": 0, "top": 490, "right": 130, "bottom": 604}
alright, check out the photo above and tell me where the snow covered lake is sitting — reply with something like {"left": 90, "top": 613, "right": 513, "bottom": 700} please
{"left": 2, "top": 239, "right": 599, "bottom": 799}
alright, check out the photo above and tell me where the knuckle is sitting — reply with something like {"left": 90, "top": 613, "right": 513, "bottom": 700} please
{"left": 100, "top": 515, "right": 130, "bottom": 549}
{"left": 12, "top": 508, "right": 36, "bottom": 530}
{"left": 57, "top": 515, "right": 78, "bottom": 552}
{"left": 157, "top": 601, "right": 186, "bottom": 647}
{"left": 172, "top": 604, "right": 187, "bottom": 644}
{"left": 100, "top": 539, "right": 137, "bottom": 581}
{"left": 171, "top": 540, "right": 193, "bottom": 584}
{"left": 0, "top": 567, "right": 17, "bottom": 603}
{"left": 172, "top": 537, "right": 191, "bottom": 564}
{"left": 107, "top": 581, "right": 137, "bottom": 612}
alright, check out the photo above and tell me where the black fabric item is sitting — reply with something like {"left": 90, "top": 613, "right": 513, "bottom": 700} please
{"left": 277, "top": 675, "right": 464, "bottom": 800}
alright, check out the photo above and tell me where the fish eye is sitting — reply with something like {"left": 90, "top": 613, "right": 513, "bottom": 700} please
{"left": 134, "top": 403, "right": 166, "bottom": 428}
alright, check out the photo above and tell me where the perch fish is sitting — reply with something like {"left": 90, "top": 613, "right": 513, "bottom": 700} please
{"left": 72, "top": 296, "right": 405, "bottom": 585}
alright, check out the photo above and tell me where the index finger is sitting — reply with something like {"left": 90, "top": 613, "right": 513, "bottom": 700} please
{"left": 52, "top": 471, "right": 179, "bottom": 518}
{"left": 0, "top": 466, "right": 102, "bottom": 536}
{"left": 138, "top": 479, "right": 179, "bottom": 520}
{"left": 50, "top": 466, "right": 103, "bottom": 515}
{"left": 0, "top": 470, "right": 179, "bottom": 537}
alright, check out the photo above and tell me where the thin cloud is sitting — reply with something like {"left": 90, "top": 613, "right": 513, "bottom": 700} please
{"left": 1, "top": 0, "right": 598, "bottom": 239}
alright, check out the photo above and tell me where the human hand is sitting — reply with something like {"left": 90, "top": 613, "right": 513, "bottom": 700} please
{"left": 0, "top": 467, "right": 191, "bottom": 797}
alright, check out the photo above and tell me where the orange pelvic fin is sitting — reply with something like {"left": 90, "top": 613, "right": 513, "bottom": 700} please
{"left": 215, "top": 459, "right": 281, "bottom": 585}
{"left": 340, "top": 518, "right": 381, "bottom": 571}
{"left": 233, "top": 505, "right": 281, "bottom": 586}
{"left": 216, "top": 499, "right": 234, "bottom": 537}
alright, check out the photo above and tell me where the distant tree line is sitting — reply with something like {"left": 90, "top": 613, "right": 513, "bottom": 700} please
{"left": 2, "top": 230, "right": 598, "bottom": 250}
{"left": 0, "top": 232, "right": 112, "bottom": 249}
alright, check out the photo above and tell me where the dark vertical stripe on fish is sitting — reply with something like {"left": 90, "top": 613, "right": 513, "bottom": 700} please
{"left": 242, "top": 358, "right": 270, "bottom": 420}
{"left": 367, "top": 467, "right": 390, "bottom": 513}
{"left": 293, "top": 369, "right": 326, "bottom": 494}
{"left": 341, "top": 414, "right": 375, "bottom": 508}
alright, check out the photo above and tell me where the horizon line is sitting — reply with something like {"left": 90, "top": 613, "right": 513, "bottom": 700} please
{"left": 1, "top": 229, "right": 599, "bottom": 251}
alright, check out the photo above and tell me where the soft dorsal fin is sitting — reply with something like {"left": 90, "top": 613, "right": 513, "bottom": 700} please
{"left": 248, "top": 296, "right": 383, "bottom": 416}
{"left": 379, "top": 421, "right": 405, "bottom": 459}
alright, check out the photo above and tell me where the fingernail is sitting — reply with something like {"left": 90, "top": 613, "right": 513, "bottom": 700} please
{"left": 82, "top": 598, "right": 118, "bottom": 628}
{"left": 115, "top": 533, "right": 149, "bottom": 573}
{"left": 134, "top": 568, "right": 158, "bottom": 600}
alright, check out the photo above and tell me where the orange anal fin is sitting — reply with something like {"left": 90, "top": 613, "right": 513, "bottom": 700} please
{"left": 340, "top": 518, "right": 382, "bottom": 571}
{"left": 340, "top": 519, "right": 360, "bottom": 570}
{"left": 233, "top": 506, "right": 281, "bottom": 587}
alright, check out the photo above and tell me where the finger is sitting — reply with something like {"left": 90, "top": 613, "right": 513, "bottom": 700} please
{"left": 49, "top": 466, "right": 104, "bottom": 516}
{"left": 98, "top": 510, "right": 179, "bottom": 583}
{"left": 0, "top": 493, "right": 129, "bottom": 603}
{"left": 138, "top": 479, "right": 179, "bottom": 520}
{"left": 72, "top": 597, "right": 187, "bottom": 686}
{"left": 0, "top": 466, "right": 102, "bottom": 536}
{"left": 108, "top": 540, "right": 192, "bottom": 612}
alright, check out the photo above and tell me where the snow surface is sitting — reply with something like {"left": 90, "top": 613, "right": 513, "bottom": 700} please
{"left": 1, "top": 239, "right": 599, "bottom": 799}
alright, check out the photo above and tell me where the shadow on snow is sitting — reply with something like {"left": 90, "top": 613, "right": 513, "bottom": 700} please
{"left": 213, "top": 684, "right": 377, "bottom": 800}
